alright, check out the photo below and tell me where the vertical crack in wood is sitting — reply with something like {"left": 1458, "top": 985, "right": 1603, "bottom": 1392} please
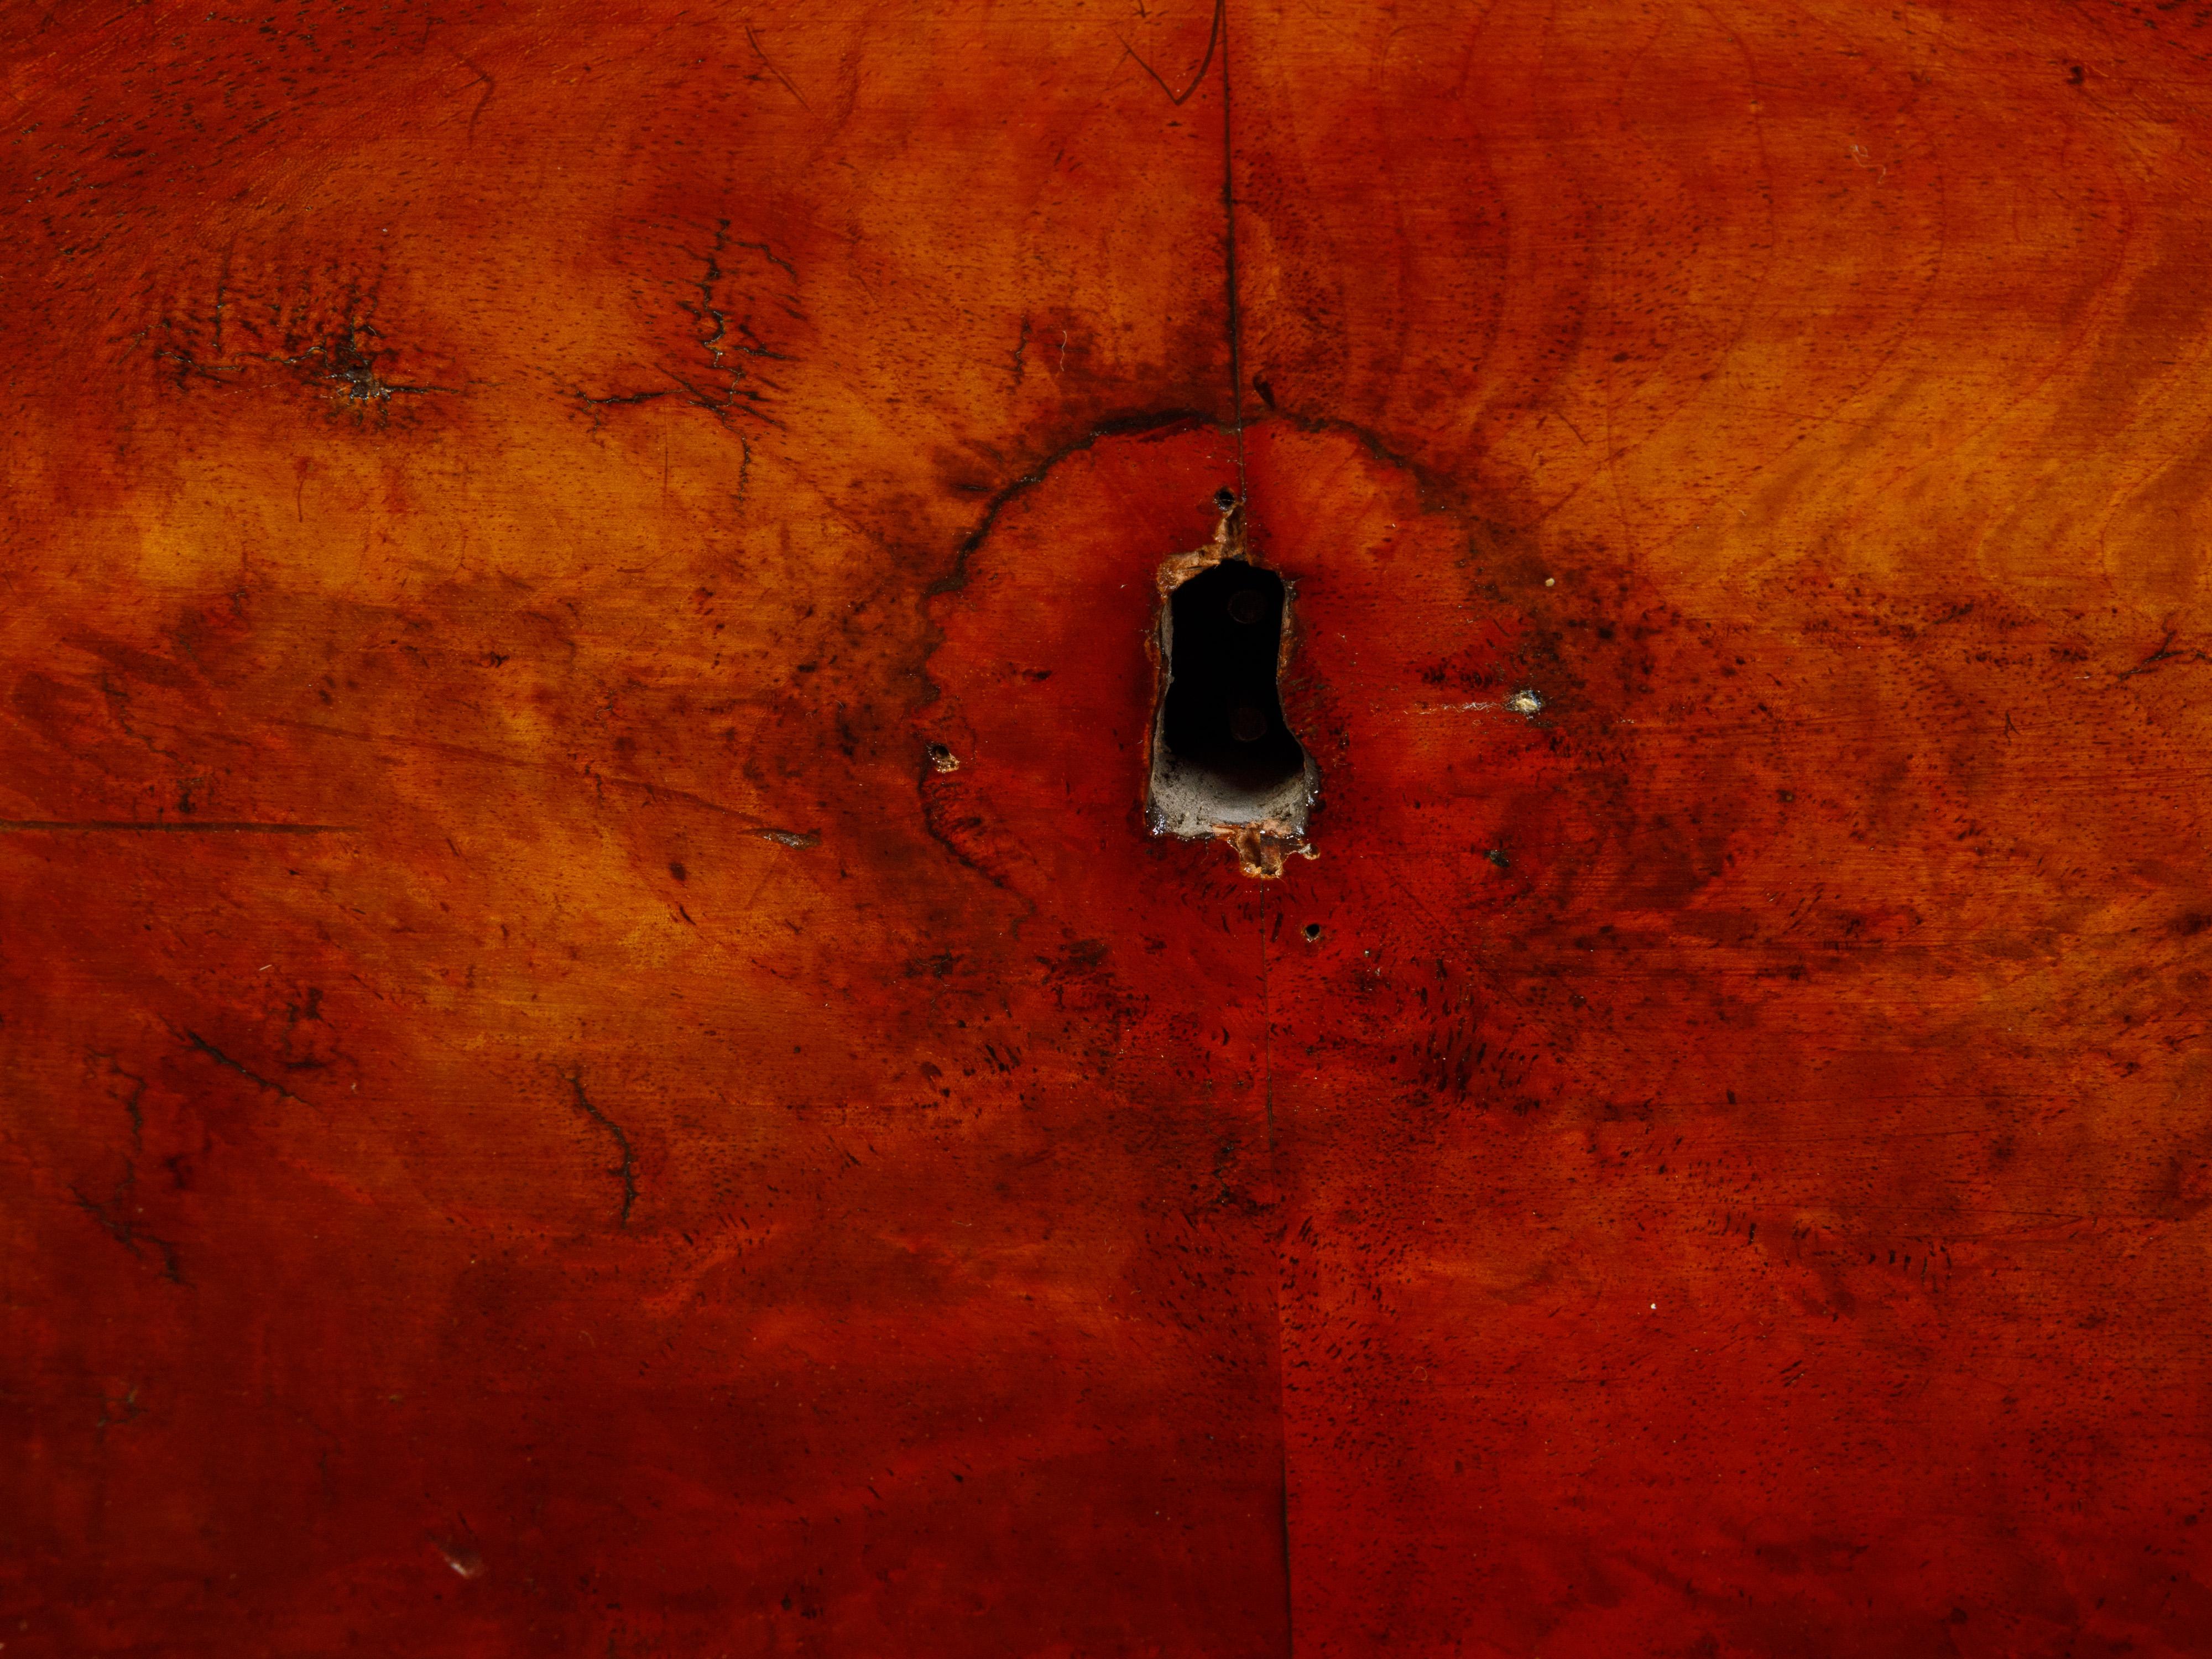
{"left": 1214, "top": 15, "right": 1293, "bottom": 1637}
{"left": 1218, "top": 0, "right": 1247, "bottom": 498}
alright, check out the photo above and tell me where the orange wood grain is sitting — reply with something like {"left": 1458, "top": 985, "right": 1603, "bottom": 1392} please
{"left": 5, "top": 0, "right": 2211, "bottom": 1653}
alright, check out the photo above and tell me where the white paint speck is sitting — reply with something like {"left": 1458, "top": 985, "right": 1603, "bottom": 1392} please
{"left": 432, "top": 1541, "right": 483, "bottom": 1579}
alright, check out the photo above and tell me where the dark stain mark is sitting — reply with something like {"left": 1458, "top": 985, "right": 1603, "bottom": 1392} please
{"left": 95, "top": 1386, "right": 142, "bottom": 1441}
{"left": 568, "top": 1074, "right": 638, "bottom": 1228}
{"left": 308, "top": 323, "right": 451, "bottom": 406}
{"left": 2116, "top": 630, "right": 2208, "bottom": 680}
{"left": 150, "top": 344, "right": 243, "bottom": 390}
{"left": 576, "top": 389, "right": 668, "bottom": 410}
{"left": 664, "top": 220, "right": 794, "bottom": 427}
{"left": 148, "top": 305, "right": 455, "bottom": 419}
{"left": 71, "top": 1185, "right": 184, "bottom": 1283}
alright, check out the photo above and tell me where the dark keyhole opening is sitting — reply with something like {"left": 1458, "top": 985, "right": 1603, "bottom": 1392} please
{"left": 1159, "top": 560, "right": 1308, "bottom": 800}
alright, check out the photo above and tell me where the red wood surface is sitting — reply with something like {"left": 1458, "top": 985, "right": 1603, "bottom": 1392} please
{"left": 6, "top": 1, "right": 2212, "bottom": 1653}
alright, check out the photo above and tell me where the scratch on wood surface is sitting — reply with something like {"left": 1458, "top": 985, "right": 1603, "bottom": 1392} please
{"left": 69, "top": 1060, "right": 185, "bottom": 1284}
{"left": 448, "top": 50, "right": 496, "bottom": 140}
{"left": 182, "top": 1031, "right": 309, "bottom": 1105}
{"left": 0, "top": 821, "right": 355, "bottom": 833}
{"left": 745, "top": 20, "right": 810, "bottom": 109}
{"left": 1119, "top": 0, "right": 1223, "bottom": 106}
{"left": 568, "top": 1074, "right": 639, "bottom": 1228}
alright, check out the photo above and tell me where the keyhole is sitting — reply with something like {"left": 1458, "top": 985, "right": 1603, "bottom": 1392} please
{"left": 1147, "top": 557, "right": 1314, "bottom": 847}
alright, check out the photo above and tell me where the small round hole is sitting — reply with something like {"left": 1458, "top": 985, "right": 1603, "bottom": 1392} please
{"left": 1302, "top": 923, "right": 1322, "bottom": 942}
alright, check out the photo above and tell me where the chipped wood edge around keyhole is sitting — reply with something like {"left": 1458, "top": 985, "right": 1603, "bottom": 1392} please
{"left": 1144, "top": 498, "right": 1321, "bottom": 878}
